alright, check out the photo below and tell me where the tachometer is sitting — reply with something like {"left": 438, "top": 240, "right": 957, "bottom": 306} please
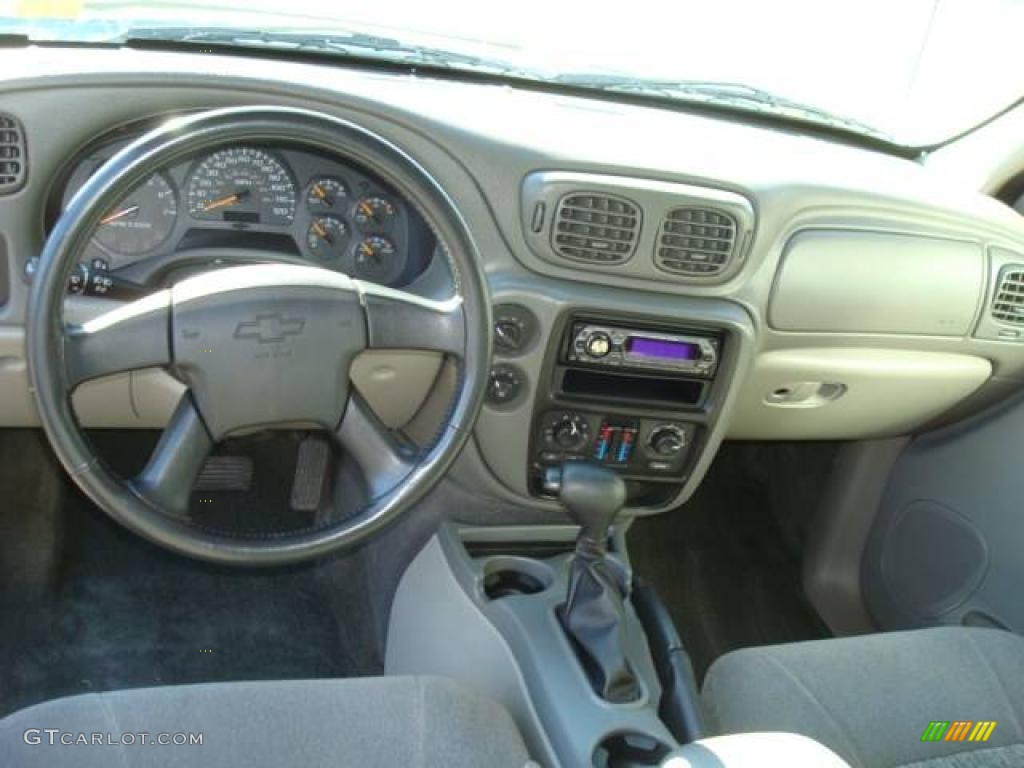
{"left": 186, "top": 147, "right": 296, "bottom": 225}
{"left": 94, "top": 172, "right": 178, "bottom": 257}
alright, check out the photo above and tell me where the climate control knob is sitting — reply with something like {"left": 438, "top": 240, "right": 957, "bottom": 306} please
{"left": 648, "top": 425, "right": 686, "bottom": 457}
{"left": 550, "top": 414, "right": 591, "bottom": 451}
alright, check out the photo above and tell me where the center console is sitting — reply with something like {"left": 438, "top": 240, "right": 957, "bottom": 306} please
{"left": 393, "top": 290, "right": 758, "bottom": 763}
{"left": 387, "top": 513, "right": 850, "bottom": 767}
{"left": 529, "top": 312, "right": 730, "bottom": 503}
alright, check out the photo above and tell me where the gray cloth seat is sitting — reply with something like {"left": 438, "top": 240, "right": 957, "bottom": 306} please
{"left": 702, "top": 626, "right": 1024, "bottom": 768}
{"left": 0, "top": 675, "right": 533, "bottom": 767}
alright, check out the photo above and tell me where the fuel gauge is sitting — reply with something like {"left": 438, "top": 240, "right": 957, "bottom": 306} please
{"left": 305, "top": 216, "right": 348, "bottom": 261}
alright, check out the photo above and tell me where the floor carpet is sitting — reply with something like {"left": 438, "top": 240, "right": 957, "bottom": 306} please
{"left": 0, "top": 489, "right": 381, "bottom": 718}
{"left": 628, "top": 442, "right": 836, "bottom": 682}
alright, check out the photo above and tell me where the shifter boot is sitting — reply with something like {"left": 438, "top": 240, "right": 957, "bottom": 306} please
{"left": 554, "top": 462, "right": 641, "bottom": 703}
{"left": 561, "top": 550, "right": 641, "bottom": 702}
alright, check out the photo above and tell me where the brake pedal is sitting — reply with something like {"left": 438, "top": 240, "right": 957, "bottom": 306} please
{"left": 195, "top": 456, "right": 253, "bottom": 492}
{"left": 291, "top": 436, "right": 330, "bottom": 512}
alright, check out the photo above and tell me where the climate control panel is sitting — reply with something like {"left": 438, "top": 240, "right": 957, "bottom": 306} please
{"left": 532, "top": 410, "right": 697, "bottom": 488}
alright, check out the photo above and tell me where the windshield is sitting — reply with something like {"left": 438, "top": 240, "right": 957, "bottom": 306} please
{"left": 1, "top": 0, "right": 1021, "bottom": 148}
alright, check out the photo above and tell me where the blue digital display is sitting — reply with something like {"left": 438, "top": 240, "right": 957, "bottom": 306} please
{"left": 626, "top": 336, "right": 700, "bottom": 360}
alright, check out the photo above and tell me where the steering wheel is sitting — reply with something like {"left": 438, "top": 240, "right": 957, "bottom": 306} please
{"left": 27, "top": 107, "right": 491, "bottom": 565}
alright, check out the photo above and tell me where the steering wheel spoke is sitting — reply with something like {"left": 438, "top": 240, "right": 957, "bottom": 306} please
{"left": 334, "top": 392, "right": 417, "bottom": 500}
{"left": 360, "top": 282, "right": 465, "bottom": 356}
{"left": 63, "top": 290, "right": 172, "bottom": 388}
{"left": 130, "top": 395, "right": 213, "bottom": 518}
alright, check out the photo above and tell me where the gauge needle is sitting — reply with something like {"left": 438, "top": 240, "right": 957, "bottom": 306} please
{"left": 99, "top": 204, "right": 140, "bottom": 225}
{"left": 312, "top": 184, "right": 333, "bottom": 206}
{"left": 311, "top": 220, "right": 332, "bottom": 243}
{"left": 358, "top": 201, "right": 375, "bottom": 219}
{"left": 200, "top": 189, "right": 250, "bottom": 212}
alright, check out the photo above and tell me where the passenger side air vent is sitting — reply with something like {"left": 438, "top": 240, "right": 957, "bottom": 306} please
{"left": 552, "top": 193, "right": 640, "bottom": 264}
{"left": 0, "top": 114, "right": 26, "bottom": 193}
{"left": 655, "top": 207, "right": 737, "bottom": 277}
{"left": 991, "top": 266, "right": 1024, "bottom": 325}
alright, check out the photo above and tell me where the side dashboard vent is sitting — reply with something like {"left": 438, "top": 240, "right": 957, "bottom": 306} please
{"left": 552, "top": 193, "right": 640, "bottom": 264}
{"left": 656, "top": 207, "right": 737, "bottom": 276}
{"left": 0, "top": 115, "right": 26, "bottom": 193}
{"left": 991, "top": 266, "right": 1024, "bottom": 325}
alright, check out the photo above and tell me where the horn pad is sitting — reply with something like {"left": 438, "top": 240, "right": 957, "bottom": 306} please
{"left": 170, "top": 265, "right": 367, "bottom": 440}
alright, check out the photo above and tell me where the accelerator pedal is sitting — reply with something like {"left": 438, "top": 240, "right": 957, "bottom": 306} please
{"left": 195, "top": 456, "right": 253, "bottom": 492}
{"left": 290, "top": 435, "right": 331, "bottom": 512}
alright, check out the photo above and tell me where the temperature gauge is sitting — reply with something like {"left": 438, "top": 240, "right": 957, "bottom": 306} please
{"left": 352, "top": 195, "right": 397, "bottom": 231}
{"left": 305, "top": 216, "right": 348, "bottom": 261}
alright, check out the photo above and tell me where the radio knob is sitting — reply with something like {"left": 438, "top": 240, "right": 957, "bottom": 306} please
{"left": 649, "top": 425, "right": 686, "bottom": 457}
{"left": 585, "top": 332, "right": 612, "bottom": 358}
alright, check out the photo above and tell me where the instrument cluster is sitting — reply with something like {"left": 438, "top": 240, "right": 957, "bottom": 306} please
{"left": 57, "top": 140, "right": 433, "bottom": 288}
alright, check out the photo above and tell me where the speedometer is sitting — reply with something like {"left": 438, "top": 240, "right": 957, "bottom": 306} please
{"left": 186, "top": 147, "right": 296, "bottom": 225}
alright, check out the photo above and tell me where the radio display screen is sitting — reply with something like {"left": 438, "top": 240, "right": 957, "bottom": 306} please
{"left": 626, "top": 336, "right": 701, "bottom": 361}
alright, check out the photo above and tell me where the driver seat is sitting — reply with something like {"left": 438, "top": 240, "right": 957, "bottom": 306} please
{"left": 0, "top": 676, "right": 534, "bottom": 767}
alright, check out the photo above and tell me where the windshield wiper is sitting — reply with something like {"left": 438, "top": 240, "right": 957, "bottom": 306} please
{"left": 1, "top": 21, "right": 896, "bottom": 146}
{"left": 553, "top": 74, "right": 891, "bottom": 142}
{"left": 0, "top": 33, "right": 30, "bottom": 47}
{"left": 119, "top": 26, "right": 535, "bottom": 78}
{"left": 120, "top": 32, "right": 892, "bottom": 142}
{"left": 0, "top": 20, "right": 536, "bottom": 77}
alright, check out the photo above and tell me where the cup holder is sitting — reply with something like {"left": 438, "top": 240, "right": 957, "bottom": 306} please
{"left": 594, "top": 731, "right": 673, "bottom": 767}
{"left": 482, "top": 556, "right": 554, "bottom": 600}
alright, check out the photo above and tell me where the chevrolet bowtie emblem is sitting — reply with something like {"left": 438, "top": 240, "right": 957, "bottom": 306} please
{"left": 234, "top": 313, "right": 306, "bottom": 344}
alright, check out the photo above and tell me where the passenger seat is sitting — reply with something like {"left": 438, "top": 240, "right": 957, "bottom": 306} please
{"left": 702, "top": 626, "right": 1024, "bottom": 768}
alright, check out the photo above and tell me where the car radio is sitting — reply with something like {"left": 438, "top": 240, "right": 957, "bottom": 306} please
{"left": 566, "top": 322, "right": 719, "bottom": 378}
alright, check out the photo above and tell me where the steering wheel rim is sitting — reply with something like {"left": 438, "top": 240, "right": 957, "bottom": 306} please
{"left": 27, "top": 106, "right": 491, "bottom": 565}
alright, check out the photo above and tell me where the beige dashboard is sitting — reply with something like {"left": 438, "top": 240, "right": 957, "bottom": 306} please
{"left": 2, "top": 46, "right": 1024, "bottom": 511}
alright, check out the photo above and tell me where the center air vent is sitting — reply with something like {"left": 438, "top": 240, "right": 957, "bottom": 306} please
{"left": 552, "top": 193, "right": 640, "bottom": 264}
{"left": 0, "top": 115, "right": 26, "bottom": 193}
{"left": 991, "top": 266, "right": 1024, "bottom": 325}
{"left": 655, "top": 207, "right": 737, "bottom": 277}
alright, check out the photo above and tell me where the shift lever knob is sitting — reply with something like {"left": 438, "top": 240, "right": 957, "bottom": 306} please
{"left": 557, "top": 463, "right": 627, "bottom": 555}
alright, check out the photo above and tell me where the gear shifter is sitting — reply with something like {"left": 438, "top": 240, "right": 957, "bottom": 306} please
{"left": 548, "top": 462, "right": 641, "bottom": 703}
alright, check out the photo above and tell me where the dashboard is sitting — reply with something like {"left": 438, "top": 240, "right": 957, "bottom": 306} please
{"left": 3, "top": 46, "right": 1024, "bottom": 515}
{"left": 51, "top": 132, "right": 433, "bottom": 292}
